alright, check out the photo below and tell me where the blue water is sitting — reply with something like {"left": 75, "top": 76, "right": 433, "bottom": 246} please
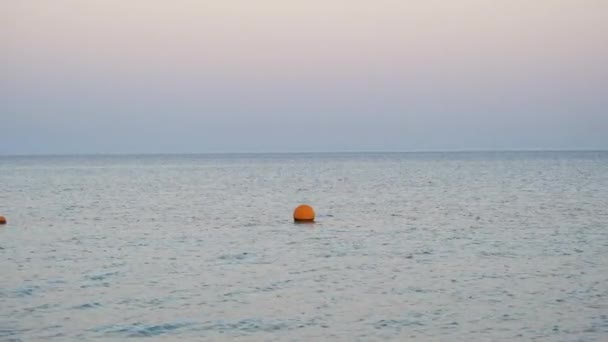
{"left": 1, "top": 152, "right": 607, "bottom": 340}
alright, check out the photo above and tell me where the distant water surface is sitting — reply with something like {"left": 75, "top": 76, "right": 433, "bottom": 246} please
{"left": 1, "top": 152, "right": 607, "bottom": 340}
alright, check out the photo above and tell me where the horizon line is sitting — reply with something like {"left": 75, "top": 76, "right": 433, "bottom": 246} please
{"left": 1, "top": 148, "right": 607, "bottom": 158}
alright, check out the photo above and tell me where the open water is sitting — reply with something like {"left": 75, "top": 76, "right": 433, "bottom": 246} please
{"left": 1, "top": 152, "right": 607, "bottom": 341}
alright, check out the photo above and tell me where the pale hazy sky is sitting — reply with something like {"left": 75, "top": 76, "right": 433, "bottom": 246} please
{"left": 1, "top": 0, "right": 607, "bottom": 154}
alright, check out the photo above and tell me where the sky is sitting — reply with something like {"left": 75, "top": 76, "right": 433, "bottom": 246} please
{"left": 1, "top": 0, "right": 607, "bottom": 154}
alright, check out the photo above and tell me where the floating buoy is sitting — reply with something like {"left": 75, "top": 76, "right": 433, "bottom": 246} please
{"left": 293, "top": 204, "right": 315, "bottom": 223}
{"left": 0, "top": 216, "right": 6, "bottom": 225}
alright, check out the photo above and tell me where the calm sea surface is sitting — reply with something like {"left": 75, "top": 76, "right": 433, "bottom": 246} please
{"left": 1, "top": 152, "right": 607, "bottom": 341}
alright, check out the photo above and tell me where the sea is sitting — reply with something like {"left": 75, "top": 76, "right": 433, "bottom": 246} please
{"left": 1, "top": 151, "right": 607, "bottom": 341}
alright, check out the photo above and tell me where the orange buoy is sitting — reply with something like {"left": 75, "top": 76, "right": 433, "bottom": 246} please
{"left": 0, "top": 216, "right": 6, "bottom": 225}
{"left": 293, "top": 204, "right": 315, "bottom": 223}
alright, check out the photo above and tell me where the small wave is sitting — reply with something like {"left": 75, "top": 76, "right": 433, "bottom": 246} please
{"left": 8, "top": 285, "right": 40, "bottom": 297}
{"left": 86, "top": 271, "right": 119, "bottom": 281}
{"left": 24, "top": 303, "right": 59, "bottom": 313}
{"left": 203, "top": 319, "right": 288, "bottom": 332}
{"left": 218, "top": 252, "right": 254, "bottom": 262}
{"left": 255, "top": 279, "right": 294, "bottom": 292}
{"left": 0, "top": 327, "right": 30, "bottom": 339}
{"left": 94, "top": 322, "right": 193, "bottom": 337}
{"left": 73, "top": 302, "right": 102, "bottom": 310}
{"left": 199, "top": 318, "right": 315, "bottom": 333}
{"left": 373, "top": 319, "right": 425, "bottom": 330}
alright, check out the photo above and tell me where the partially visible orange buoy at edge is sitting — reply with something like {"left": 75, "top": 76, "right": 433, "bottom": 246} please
{"left": 0, "top": 216, "right": 6, "bottom": 225}
{"left": 294, "top": 204, "right": 315, "bottom": 223}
